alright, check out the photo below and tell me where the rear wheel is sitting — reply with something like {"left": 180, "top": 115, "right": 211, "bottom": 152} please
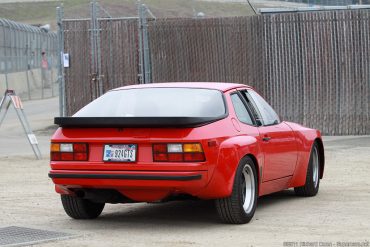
{"left": 61, "top": 194, "right": 105, "bottom": 219}
{"left": 215, "top": 156, "right": 258, "bottom": 224}
{"left": 294, "top": 142, "right": 320, "bottom": 197}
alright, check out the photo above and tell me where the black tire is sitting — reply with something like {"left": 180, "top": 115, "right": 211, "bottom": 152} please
{"left": 215, "top": 156, "right": 258, "bottom": 224}
{"left": 294, "top": 142, "right": 320, "bottom": 197}
{"left": 61, "top": 194, "right": 105, "bottom": 219}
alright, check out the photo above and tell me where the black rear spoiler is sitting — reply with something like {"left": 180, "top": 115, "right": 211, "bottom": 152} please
{"left": 54, "top": 117, "right": 224, "bottom": 128}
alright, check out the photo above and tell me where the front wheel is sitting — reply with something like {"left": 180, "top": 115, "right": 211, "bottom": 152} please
{"left": 61, "top": 194, "right": 105, "bottom": 219}
{"left": 294, "top": 142, "right": 320, "bottom": 197}
{"left": 215, "top": 156, "right": 258, "bottom": 224}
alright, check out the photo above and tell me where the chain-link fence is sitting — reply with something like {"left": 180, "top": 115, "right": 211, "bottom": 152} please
{"left": 60, "top": 3, "right": 370, "bottom": 135}
{"left": 61, "top": 17, "right": 139, "bottom": 115}
{"left": 147, "top": 11, "right": 370, "bottom": 135}
{"left": 0, "top": 18, "right": 58, "bottom": 100}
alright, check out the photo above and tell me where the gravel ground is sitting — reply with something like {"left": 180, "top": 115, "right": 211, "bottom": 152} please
{"left": 0, "top": 137, "right": 369, "bottom": 246}
{"left": 0, "top": 98, "right": 369, "bottom": 247}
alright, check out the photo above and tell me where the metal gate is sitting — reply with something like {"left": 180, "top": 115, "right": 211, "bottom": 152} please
{"left": 57, "top": 1, "right": 152, "bottom": 116}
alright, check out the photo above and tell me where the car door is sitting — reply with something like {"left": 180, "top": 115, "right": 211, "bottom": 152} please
{"left": 229, "top": 91, "right": 261, "bottom": 157}
{"left": 239, "top": 90, "right": 298, "bottom": 182}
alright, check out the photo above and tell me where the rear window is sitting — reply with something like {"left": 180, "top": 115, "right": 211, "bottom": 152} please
{"left": 74, "top": 88, "right": 226, "bottom": 118}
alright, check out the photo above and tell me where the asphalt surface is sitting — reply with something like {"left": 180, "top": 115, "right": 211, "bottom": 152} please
{"left": 0, "top": 97, "right": 369, "bottom": 247}
{"left": 0, "top": 97, "right": 58, "bottom": 157}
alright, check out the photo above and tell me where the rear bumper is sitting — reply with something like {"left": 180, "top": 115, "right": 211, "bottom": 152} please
{"left": 49, "top": 170, "right": 208, "bottom": 201}
{"left": 49, "top": 172, "right": 202, "bottom": 181}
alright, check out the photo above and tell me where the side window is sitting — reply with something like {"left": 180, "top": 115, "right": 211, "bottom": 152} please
{"left": 230, "top": 93, "right": 254, "bottom": 125}
{"left": 242, "top": 90, "right": 280, "bottom": 126}
{"left": 238, "top": 91, "right": 261, "bottom": 122}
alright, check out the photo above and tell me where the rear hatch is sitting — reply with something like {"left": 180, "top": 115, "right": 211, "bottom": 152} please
{"left": 51, "top": 87, "right": 227, "bottom": 172}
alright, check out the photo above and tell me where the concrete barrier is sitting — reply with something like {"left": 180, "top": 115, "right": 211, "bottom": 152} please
{"left": 0, "top": 68, "right": 58, "bottom": 100}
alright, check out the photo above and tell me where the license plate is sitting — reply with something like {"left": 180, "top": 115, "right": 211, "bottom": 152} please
{"left": 103, "top": 144, "right": 137, "bottom": 162}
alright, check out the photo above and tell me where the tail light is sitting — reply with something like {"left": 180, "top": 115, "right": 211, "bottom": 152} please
{"left": 51, "top": 143, "right": 88, "bottom": 161}
{"left": 153, "top": 143, "right": 205, "bottom": 162}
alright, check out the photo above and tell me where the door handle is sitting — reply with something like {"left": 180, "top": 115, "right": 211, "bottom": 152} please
{"left": 262, "top": 136, "right": 271, "bottom": 142}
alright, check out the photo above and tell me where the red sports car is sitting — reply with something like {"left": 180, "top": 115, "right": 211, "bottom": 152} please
{"left": 49, "top": 82, "right": 324, "bottom": 224}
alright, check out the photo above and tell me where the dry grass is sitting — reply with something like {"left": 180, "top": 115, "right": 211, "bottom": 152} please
{"left": 0, "top": 0, "right": 254, "bottom": 29}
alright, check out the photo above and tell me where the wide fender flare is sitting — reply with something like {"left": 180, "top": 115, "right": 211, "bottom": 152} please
{"left": 198, "top": 135, "right": 260, "bottom": 199}
{"left": 289, "top": 130, "right": 324, "bottom": 187}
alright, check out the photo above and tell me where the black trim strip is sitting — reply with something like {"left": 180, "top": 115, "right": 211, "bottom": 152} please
{"left": 54, "top": 117, "right": 225, "bottom": 128}
{"left": 48, "top": 173, "right": 202, "bottom": 181}
{"left": 262, "top": 175, "right": 292, "bottom": 183}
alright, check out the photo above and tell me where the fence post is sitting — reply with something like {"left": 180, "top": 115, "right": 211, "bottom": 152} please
{"left": 41, "top": 63, "right": 44, "bottom": 99}
{"left": 3, "top": 54, "right": 8, "bottom": 90}
{"left": 57, "top": 5, "right": 65, "bottom": 117}
{"left": 142, "top": 5, "right": 152, "bottom": 84}
{"left": 0, "top": 22, "right": 9, "bottom": 89}
{"left": 90, "top": 1, "right": 97, "bottom": 99}
{"left": 90, "top": 0, "right": 103, "bottom": 98}
{"left": 51, "top": 58, "right": 54, "bottom": 97}
{"left": 25, "top": 67, "right": 31, "bottom": 100}
{"left": 4, "top": 64, "right": 9, "bottom": 90}
{"left": 95, "top": 1, "right": 103, "bottom": 96}
{"left": 138, "top": 3, "right": 152, "bottom": 84}
{"left": 137, "top": 2, "right": 144, "bottom": 84}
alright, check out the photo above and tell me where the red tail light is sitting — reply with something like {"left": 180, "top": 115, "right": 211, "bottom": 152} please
{"left": 153, "top": 143, "right": 205, "bottom": 162}
{"left": 51, "top": 143, "right": 88, "bottom": 161}
{"left": 73, "top": 143, "right": 87, "bottom": 152}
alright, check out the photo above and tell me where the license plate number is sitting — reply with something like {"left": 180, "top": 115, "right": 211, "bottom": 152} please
{"left": 103, "top": 144, "right": 137, "bottom": 162}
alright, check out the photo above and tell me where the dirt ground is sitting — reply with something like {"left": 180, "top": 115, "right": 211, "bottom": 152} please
{"left": 0, "top": 135, "right": 369, "bottom": 246}
{"left": 0, "top": 98, "right": 369, "bottom": 247}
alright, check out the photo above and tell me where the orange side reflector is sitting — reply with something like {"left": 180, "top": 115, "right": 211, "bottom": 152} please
{"left": 50, "top": 143, "right": 60, "bottom": 152}
{"left": 183, "top": 143, "right": 203, "bottom": 153}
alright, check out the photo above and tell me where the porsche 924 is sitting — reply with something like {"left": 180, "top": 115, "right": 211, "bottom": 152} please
{"left": 49, "top": 83, "right": 324, "bottom": 224}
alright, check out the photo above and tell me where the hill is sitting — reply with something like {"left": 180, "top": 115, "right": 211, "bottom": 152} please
{"left": 0, "top": 0, "right": 255, "bottom": 30}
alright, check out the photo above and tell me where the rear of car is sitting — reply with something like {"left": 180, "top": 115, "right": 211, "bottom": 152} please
{"left": 49, "top": 87, "right": 230, "bottom": 206}
{"left": 49, "top": 83, "right": 324, "bottom": 224}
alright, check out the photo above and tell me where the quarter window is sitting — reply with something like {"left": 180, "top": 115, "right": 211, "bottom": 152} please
{"left": 230, "top": 93, "right": 253, "bottom": 125}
